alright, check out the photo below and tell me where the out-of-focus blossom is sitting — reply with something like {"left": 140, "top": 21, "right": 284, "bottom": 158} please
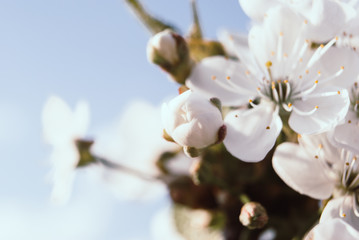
{"left": 305, "top": 219, "right": 359, "bottom": 240}
{"left": 42, "top": 96, "right": 90, "bottom": 204}
{"left": 238, "top": 0, "right": 357, "bottom": 42}
{"left": 162, "top": 90, "right": 225, "bottom": 151}
{"left": 92, "top": 100, "right": 193, "bottom": 201}
{"left": 188, "top": 6, "right": 355, "bottom": 162}
{"left": 273, "top": 133, "right": 359, "bottom": 229}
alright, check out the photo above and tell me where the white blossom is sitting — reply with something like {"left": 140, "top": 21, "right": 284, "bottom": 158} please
{"left": 42, "top": 96, "right": 90, "bottom": 204}
{"left": 92, "top": 100, "right": 193, "bottom": 201}
{"left": 187, "top": 6, "right": 357, "bottom": 162}
{"left": 273, "top": 133, "right": 359, "bottom": 230}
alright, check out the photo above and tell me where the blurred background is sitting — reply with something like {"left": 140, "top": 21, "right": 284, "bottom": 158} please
{"left": 0, "top": 0, "right": 249, "bottom": 239}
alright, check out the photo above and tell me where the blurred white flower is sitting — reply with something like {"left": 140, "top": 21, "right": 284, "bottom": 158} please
{"left": 273, "top": 133, "right": 359, "bottom": 230}
{"left": 42, "top": 96, "right": 90, "bottom": 204}
{"left": 92, "top": 100, "right": 193, "bottom": 201}
{"left": 239, "top": 0, "right": 357, "bottom": 42}
{"left": 162, "top": 90, "right": 225, "bottom": 150}
{"left": 188, "top": 6, "right": 355, "bottom": 162}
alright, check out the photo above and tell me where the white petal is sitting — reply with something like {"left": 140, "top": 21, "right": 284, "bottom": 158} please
{"left": 316, "top": 47, "right": 359, "bottom": 89}
{"left": 72, "top": 100, "right": 90, "bottom": 138}
{"left": 42, "top": 96, "right": 74, "bottom": 145}
{"left": 238, "top": 0, "right": 278, "bottom": 21}
{"left": 306, "top": 219, "right": 359, "bottom": 240}
{"left": 223, "top": 102, "right": 282, "bottom": 162}
{"left": 248, "top": 6, "right": 306, "bottom": 79}
{"left": 273, "top": 142, "right": 335, "bottom": 199}
{"left": 298, "top": 133, "right": 341, "bottom": 164}
{"left": 302, "top": 0, "right": 357, "bottom": 42}
{"left": 50, "top": 145, "right": 79, "bottom": 204}
{"left": 289, "top": 89, "right": 350, "bottom": 134}
{"left": 320, "top": 195, "right": 359, "bottom": 231}
{"left": 186, "top": 56, "right": 257, "bottom": 106}
{"left": 329, "top": 110, "right": 359, "bottom": 155}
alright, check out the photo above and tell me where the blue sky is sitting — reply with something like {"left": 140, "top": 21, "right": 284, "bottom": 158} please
{"left": 0, "top": 0, "right": 248, "bottom": 239}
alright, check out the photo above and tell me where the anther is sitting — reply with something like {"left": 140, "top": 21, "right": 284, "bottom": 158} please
{"left": 338, "top": 91, "right": 341, "bottom": 95}
{"left": 266, "top": 126, "right": 270, "bottom": 130}
{"left": 348, "top": 120, "right": 352, "bottom": 124}
{"left": 305, "top": 69, "right": 309, "bottom": 74}
{"left": 266, "top": 61, "right": 272, "bottom": 68}
{"left": 211, "top": 75, "right": 216, "bottom": 80}
{"left": 226, "top": 76, "right": 231, "bottom": 80}
{"left": 315, "top": 155, "right": 319, "bottom": 159}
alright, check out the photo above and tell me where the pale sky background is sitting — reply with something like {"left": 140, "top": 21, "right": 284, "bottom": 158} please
{"left": 0, "top": 0, "right": 248, "bottom": 239}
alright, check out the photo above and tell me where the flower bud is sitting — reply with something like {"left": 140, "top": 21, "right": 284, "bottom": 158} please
{"left": 162, "top": 90, "right": 225, "bottom": 151}
{"left": 147, "top": 29, "right": 193, "bottom": 84}
{"left": 147, "top": 29, "right": 179, "bottom": 65}
{"left": 239, "top": 202, "right": 268, "bottom": 229}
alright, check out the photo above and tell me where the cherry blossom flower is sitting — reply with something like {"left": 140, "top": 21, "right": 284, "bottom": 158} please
{"left": 187, "top": 6, "right": 355, "bottom": 161}
{"left": 42, "top": 96, "right": 90, "bottom": 204}
{"left": 273, "top": 133, "right": 359, "bottom": 230}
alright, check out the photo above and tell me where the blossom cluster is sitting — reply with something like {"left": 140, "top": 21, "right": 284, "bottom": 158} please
{"left": 150, "top": 0, "right": 359, "bottom": 238}
{"left": 41, "top": 0, "right": 359, "bottom": 239}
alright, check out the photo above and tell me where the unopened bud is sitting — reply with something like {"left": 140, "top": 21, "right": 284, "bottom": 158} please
{"left": 162, "top": 90, "right": 224, "bottom": 150}
{"left": 147, "top": 29, "right": 193, "bottom": 84}
{"left": 239, "top": 202, "right": 268, "bottom": 229}
{"left": 147, "top": 29, "right": 179, "bottom": 65}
